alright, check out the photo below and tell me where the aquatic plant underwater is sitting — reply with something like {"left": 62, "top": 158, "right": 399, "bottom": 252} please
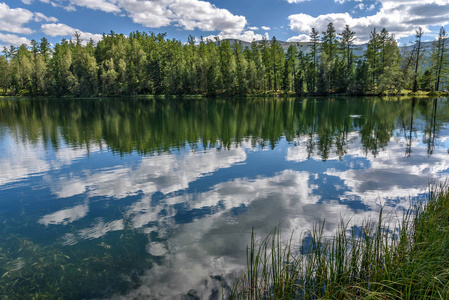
{"left": 2, "top": 184, "right": 449, "bottom": 299}
{"left": 0, "top": 217, "right": 152, "bottom": 299}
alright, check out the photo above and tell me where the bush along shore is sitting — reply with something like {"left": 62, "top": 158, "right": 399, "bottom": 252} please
{"left": 228, "top": 184, "right": 449, "bottom": 299}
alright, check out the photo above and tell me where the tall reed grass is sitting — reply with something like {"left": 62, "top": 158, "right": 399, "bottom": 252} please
{"left": 228, "top": 184, "right": 449, "bottom": 299}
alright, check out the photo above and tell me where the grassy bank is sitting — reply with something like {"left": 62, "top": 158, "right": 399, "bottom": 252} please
{"left": 2, "top": 89, "right": 448, "bottom": 99}
{"left": 229, "top": 185, "right": 449, "bottom": 299}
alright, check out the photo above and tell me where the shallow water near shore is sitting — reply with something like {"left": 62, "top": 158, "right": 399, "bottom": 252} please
{"left": 0, "top": 96, "right": 449, "bottom": 299}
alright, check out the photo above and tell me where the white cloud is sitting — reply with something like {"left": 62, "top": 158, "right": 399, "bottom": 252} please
{"left": 288, "top": 0, "right": 449, "bottom": 44}
{"left": 64, "top": 4, "right": 76, "bottom": 11}
{"left": 287, "top": 33, "right": 310, "bottom": 42}
{"left": 0, "top": 33, "right": 32, "bottom": 46}
{"left": 367, "top": 3, "right": 376, "bottom": 11}
{"left": 77, "top": 219, "right": 124, "bottom": 239}
{"left": 287, "top": 0, "right": 311, "bottom": 3}
{"left": 204, "top": 30, "right": 265, "bottom": 42}
{"left": 41, "top": 0, "right": 253, "bottom": 41}
{"left": 261, "top": 26, "right": 270, "bottom": 30}
{"left": 114, "top": 0, "right": 247, "bottom": 34}
{"left": 0, "top": 3, "right": 58, "bottom": 46}
{"left": 22, "top": 0, "right": 33, "bottom": 4}
{"left": 41, "top": 22, "right": 77, "bottom": 36}
{"left": 248, "top": 26, "right": 259, "bottom": 30}
{"left": 0, "top": 3, "right": 34, "bottom": 34}
{"left": 286, "top": 129, "right": 449, "bottom": 209}
{"left": 41, "top": 23, "right": 103, "bottom": 42}
{"left": 0, "top": 134, "right": 101, "bottom": 188}
{"left": 34, "top": 12, "right": 58, "bottom": 22}
{"left": 48, "top": 146, "right": 248, "bottom": 201}
{"left": 39, "top": 203, "right": 89, "bottom": 226}
{"left": 0, "top": 137, "right": 49, "bottom": 186}
{"left": 66, "top": 0, "right": 120, "bottom": 13}
{"left": 42, "top": 0, "right": 119, "bottom": 12}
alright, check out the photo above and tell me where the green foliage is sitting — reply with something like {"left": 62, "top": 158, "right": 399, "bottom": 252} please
{"left": 430, "top": 27, "right": 449, "bottom": 92}
{"left": 0, "top": 25, "right": 448, "bottom": 97}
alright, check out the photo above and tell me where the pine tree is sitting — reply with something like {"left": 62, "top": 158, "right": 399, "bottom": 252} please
{"left": 365, "top": 28, "right": 380, "bottom": 89}
{"left": 338, "top": 25, "right": 356, "bottom": 91}
{"left": 321, "top": 22, "right": 338, "bottom": 92}
{"left": 308, "top": 28, "right": 320, "bottom": 93}
{"left": 432, "top": 27, "right": 448, "bottom": 91}
{"left": 283, "top": 44, "right": 298, "bottom": 92}
{"left": 0, "top": 55, "right": 10, "bottom": 93}
{"left": 413, "top": 27, "right": 424, "bottom": 92}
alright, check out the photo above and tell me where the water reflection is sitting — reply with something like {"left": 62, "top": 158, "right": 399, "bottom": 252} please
{"left": 0, "top": 97, "right": 448, "bottom": 299}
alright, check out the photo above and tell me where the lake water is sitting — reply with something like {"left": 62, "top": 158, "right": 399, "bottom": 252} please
{"left": 1, "top": 96, "right": 448, "bottom": 299}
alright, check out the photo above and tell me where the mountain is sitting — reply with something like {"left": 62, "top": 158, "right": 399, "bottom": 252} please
{"left": 223, "top": 39, "right": 435, "bottom": 60}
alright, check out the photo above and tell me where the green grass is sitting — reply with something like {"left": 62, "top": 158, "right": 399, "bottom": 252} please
{"left": 228, "top": 184, "right": 449, "bottom": 299}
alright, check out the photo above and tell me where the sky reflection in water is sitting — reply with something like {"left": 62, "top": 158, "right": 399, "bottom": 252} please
{"left": 0, "top": 97, "right": 449, "bottom": 299}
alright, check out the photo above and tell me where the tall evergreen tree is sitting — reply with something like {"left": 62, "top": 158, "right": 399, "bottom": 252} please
{"left": 365, "top": 28, "right": 380, "bottom": 89}
{"left": 432, "top": 27, "right": 448, "bottom": 91}
{"left": 321, "top": 22, "right": 338, "bottom": 92}
{"left": 413, "top": 27, "right": 424, "bottom": 92}
{"left": 338, "top": 25, "right": 356, "bottom": 92}
{"left": 283, "top": 44, "right": 298, "bottom": 92}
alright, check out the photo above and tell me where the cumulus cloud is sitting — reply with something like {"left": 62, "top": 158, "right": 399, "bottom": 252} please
{"left": 67, "top": 0, "right": 120, "bottom": 12}
{"left": 41, "top": 23, "right": 103, "bottom": 42}
{"left": 40, "top": 0, "right": 256, "bottom": 41}
{"left": 286, "top": 129, "right": 449, "bottom": 209}
{"left": 287, "top": 33, "right": 310, "bottom": 42}
{"left": 204, "top": 30, "right": 265, "bottom": 42}
{"left": 261, "top": 26, "right": 270, "bottom": 30}
{"left": 64, "top": 4, "right": 76, "bottom": 11}
{"left": 34, "top": 12, "right": 58, "bottom": 22}
{"left": 0, "top": 2, "right": 59, "bottom": 47}
{"left": 47, "top": 146, "right": 247, "bottom": 201}
{"left": 0, "top": 33, "right": 32, "bottom": 46}
{"left": 42, "top": 0, "right": 119, "bottom": 12}
{"left": 286, "top": 0, "right": 312, "bottom": 3}
{"left": 0, "top": 3, "right": 34, "bottom": 34}
{"left": 248, "top": 26, "right": 259, "bottom": 30}
{"left": 39, "top": 203, "right": 89, "bottom": 226}
{"left": 288, "top": 0, "right": 449, "bottom": 43}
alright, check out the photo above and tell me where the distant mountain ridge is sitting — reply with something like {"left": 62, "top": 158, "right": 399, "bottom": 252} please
{"left": 222, "top": 39, "right": 435, "bottom": 59}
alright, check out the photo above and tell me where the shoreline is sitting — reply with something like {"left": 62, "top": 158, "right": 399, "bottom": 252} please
{"left": 1, "top": 90, "right": 448, "bottom": 100}
{"left": 228, "top": 185, "right": 449, "bottom": 299}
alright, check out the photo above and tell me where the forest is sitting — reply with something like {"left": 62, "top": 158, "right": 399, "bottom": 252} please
{"left": 0, "top": 23, "right": 447, "bottom": 97}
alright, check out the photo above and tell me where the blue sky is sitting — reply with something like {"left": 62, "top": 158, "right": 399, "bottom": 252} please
{"left": 1, "top": 0, "right": 449, "bottom": 49}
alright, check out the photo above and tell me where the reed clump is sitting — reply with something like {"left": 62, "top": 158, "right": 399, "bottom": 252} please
{"left": 229, "top": 184, "right": 449, "bottom": 299}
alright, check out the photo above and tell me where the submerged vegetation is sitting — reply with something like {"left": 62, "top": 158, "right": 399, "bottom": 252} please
{"left": 229, "top": 184, "right": 449, "bottom": 299}
{"left": 0, "top": 24, "right": 448, "bottom": 97}
{"left": 0, "top": 217, "right": 152, "bottom": 299}
{"left": 0, "top": 96, "right": 448, "bottom": 298}
{"left": 2, "top": 180, "right": 449, "bottom": 299}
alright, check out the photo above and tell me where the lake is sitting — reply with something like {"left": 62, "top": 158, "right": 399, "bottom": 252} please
{"left": 0, "top": 96, "right": 448, "bottom": 299}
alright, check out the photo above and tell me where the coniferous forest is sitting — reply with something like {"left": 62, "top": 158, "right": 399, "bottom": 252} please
{"left": 0, "top": 23, "right": 448, "bottom": 97}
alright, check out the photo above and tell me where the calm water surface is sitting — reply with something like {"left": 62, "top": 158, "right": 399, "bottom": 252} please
{"left": 1, "top": 97, "right": 448, "bottom": 299}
